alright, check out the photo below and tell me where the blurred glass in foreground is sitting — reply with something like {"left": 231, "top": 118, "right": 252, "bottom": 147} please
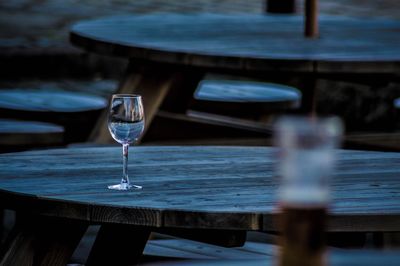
{"left": 274, "top": 116, "right": 343, "bottom": 266}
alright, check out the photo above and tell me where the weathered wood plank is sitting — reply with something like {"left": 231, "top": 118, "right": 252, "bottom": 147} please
{"left": 90, "top": 63, "right": 200, "bottom": 144}
{"left": 144, "top": 239, "right": 214, "bottom": 259}
{"left": 144, "top": 239, "right": 273, "bottom": 260}
{"left": 194, "top": 80, "right": 300, "bottom": 104}
{"left": 0, "top": 146, "right": 399, "bottom": 232}
{"left": 192, "top": 80, "right": 301, "bottom": 116}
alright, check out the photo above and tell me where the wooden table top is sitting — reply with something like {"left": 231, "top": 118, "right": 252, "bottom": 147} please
{"left": 70, "top": 14, "right": 400, "bottom": 73}
{"left": 0, "top": 146, "right": 399, "bottom": 232}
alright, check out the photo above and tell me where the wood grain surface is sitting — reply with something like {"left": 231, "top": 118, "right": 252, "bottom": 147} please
{"left": 70, "top": 14, "right": 400, "bottom": 73}
{"left": 194, "top": 80, "right": 301, "bottom": 103}
{"left": 0, "top": 146, "right": 399, "bottom": 232}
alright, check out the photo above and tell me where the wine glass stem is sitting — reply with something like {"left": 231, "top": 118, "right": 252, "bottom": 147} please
{"left": 122, "top": 143, "right": 130, "bottom": 186}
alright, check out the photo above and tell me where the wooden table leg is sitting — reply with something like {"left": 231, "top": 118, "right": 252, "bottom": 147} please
{"left": 90, "top": 61, "right": 197, "bottom": 144}
{"left": 86, "top": 224, "right": 151, "bottom": 266}
{"left": 0, "top": 215, "right": 88, "bottom": 266}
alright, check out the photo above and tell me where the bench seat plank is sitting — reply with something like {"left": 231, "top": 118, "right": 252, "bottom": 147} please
{"left": 192, "top": 80, "right": 301, "bottom": 116}
{"left": 0, "top": 90, "right": 106, "bottom": 113}
{"left": 0, "top": 90, "right": 107, "bottom": 142}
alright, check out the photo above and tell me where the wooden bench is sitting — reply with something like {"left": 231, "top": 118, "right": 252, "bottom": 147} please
{"left": 185, "top": 80, "right": 301, "bottom": 137}
{"left": 143, "top": 238, "right": 274, "bottom": 261}
{"left": 0, "top": 118, "right": 64, "bottom": 153}
{"left": 0, "top": 89, "right": 107, "bottom": 143}
{"left": 191, "top": 80, "right": 301, "bottom": 117}
{"left": 144, "top": 80, "right": 300, "bottom": 144}
{"left": 70, "top": 229, "right": 274, "bottom": 265}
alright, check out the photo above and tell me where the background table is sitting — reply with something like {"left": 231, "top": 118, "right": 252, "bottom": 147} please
{"left": 0, "top": 146, "right": 399, "bottom": 265}
{"left": 70, "top": 14, "right": 400, "bottom": 142}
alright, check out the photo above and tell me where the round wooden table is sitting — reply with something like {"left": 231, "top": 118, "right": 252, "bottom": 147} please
{"left": 0, "top": 146, "right": 399, "bottom": 265}
{"left": 70, "top": 14, "right": 400, "bottom": 143}
{"left": 70, "top": 14, "right": 400, "bottom": 73}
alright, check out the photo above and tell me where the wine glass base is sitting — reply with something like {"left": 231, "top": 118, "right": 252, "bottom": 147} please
{"left": 108, "top": 184, "right": 142, "bottom": 190}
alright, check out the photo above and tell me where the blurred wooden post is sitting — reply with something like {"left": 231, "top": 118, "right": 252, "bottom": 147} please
{"left": 266, "top": 0, "right": 296, "bottom": 13}
{"left": 305, "top": 0, "right": 319, "bottom": 38}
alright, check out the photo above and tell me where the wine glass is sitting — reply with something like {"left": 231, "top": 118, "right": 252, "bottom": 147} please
{"left": 107, "top": 94, "right": 145, "bottom": 190}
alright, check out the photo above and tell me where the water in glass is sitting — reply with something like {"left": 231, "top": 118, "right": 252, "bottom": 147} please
{"left": 107, "top": 94, "right": 144, "bottom": 190}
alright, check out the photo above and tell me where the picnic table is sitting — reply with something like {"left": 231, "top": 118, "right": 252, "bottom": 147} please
{"left": 70, "top": 14, "right": 400, "bottom": 142}
{"left": 0, "top": 146, "right": 399, "bottom": 265}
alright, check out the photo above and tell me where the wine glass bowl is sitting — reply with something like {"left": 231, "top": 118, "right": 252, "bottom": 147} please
{"left": 107, "top": 94, "right": 145, "bottom": 190}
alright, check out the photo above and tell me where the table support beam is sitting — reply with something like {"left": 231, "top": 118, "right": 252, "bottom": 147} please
{"left": 89, "top": 62, "right": 202, "bottom": 144}
{"left": 0, "top": 215, "right": 88, "bottom": 266}
{"left": 86, "top": 224, "right": 151, "bottom": 266}
{"left": 298, "top": 75, "right": 318, "bottom": 115}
